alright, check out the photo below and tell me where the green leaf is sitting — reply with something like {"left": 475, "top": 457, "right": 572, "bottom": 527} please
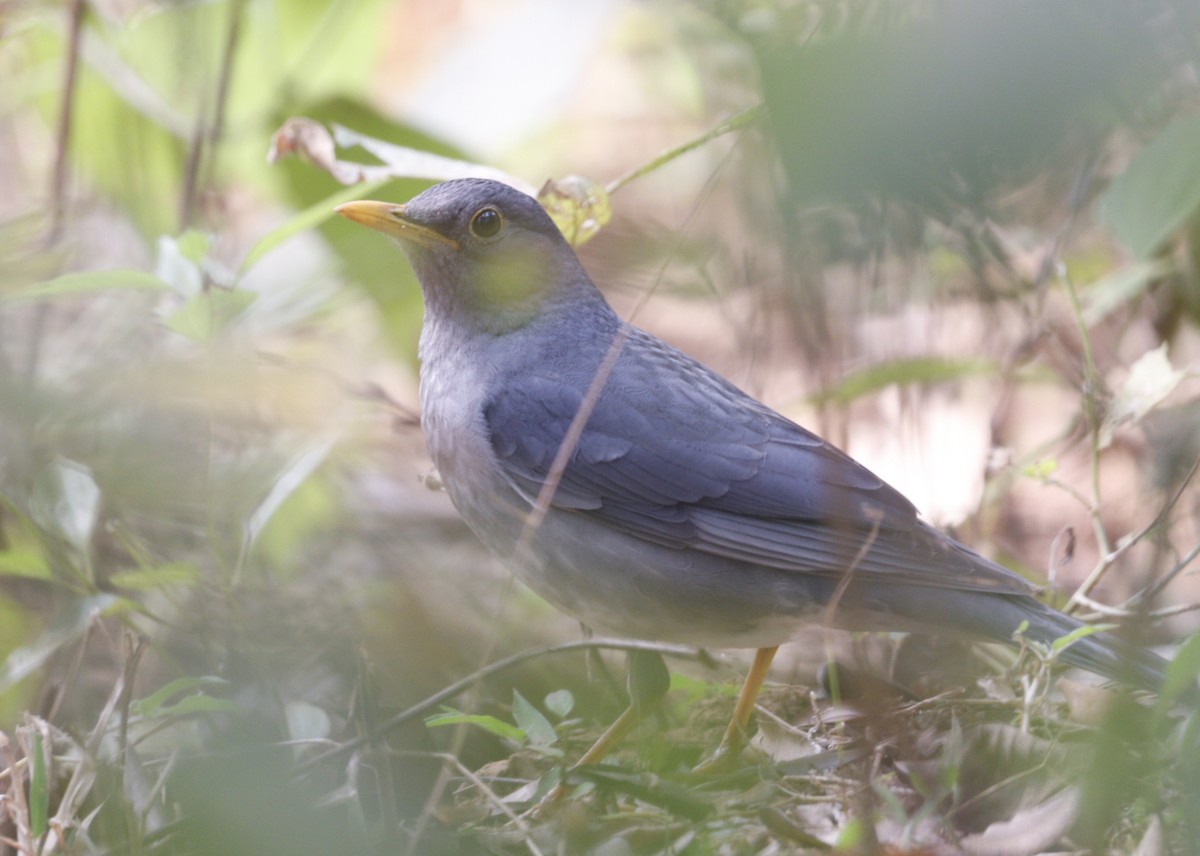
{"left": 424, "top": 709, "right": 526, "bottom": 744}
{"left": 245, "top": 437, "right": 337, "bottom": 550}
{"left": 109, "top": 562, "right": 199, "bottom": 591}
{"left": 543, "top": 689, "right": 575, "bottom": 719}
{"left": 834, "top": 815, "right": 874, "bottom": 849}
{"left": 0, "top": 594, "right": 120, "bottom": 689}
{"left": 176, "top": 230, "right": 212, "bottom": 264}
{"left": 151, "top": 695, "right": 245, "bottom": 717}
{"left": 239, "top": 177, "right": 390, "bottom": 273}
{"left": 811, "top": 357, "right": 997, "bottom": 406}
{"left": 1, "top": 270, "right": 168, "bottom": 305}
{"left": 512, "top": 689, "right": 557, "bottom": 747}
{"left": 571, "top": 767, "right": 714, "bottom": 820}
{"left": 1021, "top": 457, "right": 1059, "bottom": 481}
{"left": 1102, "top": 115, "right": 1200, "bottom": 258}
{"left": 1050, "top": 622, "right": 1112, "bottom": 654}
{"left": 1158, "top": 630, "right": 1200, "bottom": 713}
{"left": 1100, "top": 344, "right": 1184, "bottom": 447}
{"left": 1081, "top": 261, "right": 1169, "bottom": 326}
{"left": 155, "top": 235, "right": 204, "bottom": 296}
{"left": 0, "top": 547, "right": 52, "bottom": 580}
{"left": 256, "top": 476, "right": 338, "bottom": 570}
{"left": 131, "top": 677, "right": 230, "bottom": 718}
{"left": 29, "top": 457, "right": 101, "bottom": 555}
{"left": 164, "top": 288, "right": 257, "bottom": 342}
{"left": 30, "top": 730, "right": 48, "bottom": 838}
{"left": 669, "top": 672, "right": 738, "bottom": 703}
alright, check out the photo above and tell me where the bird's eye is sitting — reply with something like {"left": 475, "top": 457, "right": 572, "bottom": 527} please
{"left": 469, "top": 206, "right": 503, "bottom": 239}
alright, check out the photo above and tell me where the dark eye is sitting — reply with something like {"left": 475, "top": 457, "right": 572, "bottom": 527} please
{"left": 469, "top": 206, "right": 503, "bottom": 239}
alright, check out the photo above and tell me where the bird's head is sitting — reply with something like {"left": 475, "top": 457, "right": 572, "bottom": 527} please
{"left": 336, "top": 178, "right": 595, "bottom": 332}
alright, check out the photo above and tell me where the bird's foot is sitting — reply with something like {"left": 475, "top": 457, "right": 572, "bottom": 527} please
{"left": 691, "top": 730, "right": 747, "bottom": 775}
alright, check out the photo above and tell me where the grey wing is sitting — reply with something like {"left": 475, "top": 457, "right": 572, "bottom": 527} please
{"left": 485, "top": 332, "right": 1032, "bottom": 597}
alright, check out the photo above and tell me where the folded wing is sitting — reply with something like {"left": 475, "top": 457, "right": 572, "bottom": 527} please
{"left": 485, "top": 327, "right": 1032, "bottom": 598}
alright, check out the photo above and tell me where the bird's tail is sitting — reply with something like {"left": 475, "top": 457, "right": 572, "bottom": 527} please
{"left": 867, "top": 582, "right": 1171, "bottom": 693}
{"left": 1013, "top": 597, "right": 1168, "bottom": 694}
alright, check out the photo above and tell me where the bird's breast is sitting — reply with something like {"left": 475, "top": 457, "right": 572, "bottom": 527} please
{"left": 417, "top": 323, "right": 533, "bottom": 548}
{"left": 419, "top": 343, "right": 490, "bottom": 479}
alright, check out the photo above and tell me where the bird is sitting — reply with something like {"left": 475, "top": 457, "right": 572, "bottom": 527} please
{"left": 336, "top": 177, "right": 1168, "bottom": 769}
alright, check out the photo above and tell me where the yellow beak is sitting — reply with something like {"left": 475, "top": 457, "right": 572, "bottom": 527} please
{"left": 334, "top": 201, "right": 460, "bottom": 250}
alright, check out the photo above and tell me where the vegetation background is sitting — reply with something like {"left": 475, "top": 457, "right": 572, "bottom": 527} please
{"left": 2, "top": 1, "right": 1200, "bottom": 853}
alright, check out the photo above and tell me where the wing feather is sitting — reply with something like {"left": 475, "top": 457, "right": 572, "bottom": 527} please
{"left": 484, "top": 327, "right": 1031, "bottom": 597}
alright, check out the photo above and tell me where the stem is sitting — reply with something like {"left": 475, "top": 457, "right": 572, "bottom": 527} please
{"left": 180, "top": 0, "right": 245, "bottom": 228}
{"left": 605, "top": 104, "right": 765, "bottom": 196}
{"left": 1060, "top": 270, "right": 1112, "bottom": 612}
{"left": 48, "top": 0, "right": 86, "bottom": 245}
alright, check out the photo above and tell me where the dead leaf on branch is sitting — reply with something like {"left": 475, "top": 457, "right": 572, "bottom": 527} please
{"left": 266, "top": 117, "right": 533, "bottom": 191}
{"left": 266, "top": 118, "right": 612, "bottom": 246}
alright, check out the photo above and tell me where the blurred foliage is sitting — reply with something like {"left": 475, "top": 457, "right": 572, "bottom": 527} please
{"left": 1, "top": 0, "right": 1200, "bottom": 853}
{"left": 752, "top": 0, "right": 1195, "bottom": 211}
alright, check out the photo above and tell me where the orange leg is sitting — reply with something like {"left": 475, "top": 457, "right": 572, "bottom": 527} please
{"left": 571, "top": 703, "right": 646, "bottom": 767}
{"left": 695, "top": 645, "right": 779, "bottom": 772}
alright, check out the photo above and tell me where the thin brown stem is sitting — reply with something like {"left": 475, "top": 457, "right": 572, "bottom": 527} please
{"left": 48, "top": 0, "right": 86, "bottom": 246}
{"left": 395, "top": 751, "right": 545, "bottom": 856}
{"left": 190, "top": 0, "right": 246, "bottom": 228}
{"left": 1060, "top": 271, "right": 1112, "bottom": 613}
{"left": 606, "top": 104, "right": 765, "bottom": 196}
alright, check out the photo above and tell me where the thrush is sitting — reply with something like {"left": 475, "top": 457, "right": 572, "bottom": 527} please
{"left": 336, "top": 178, "right": 1167, "bottom": 769}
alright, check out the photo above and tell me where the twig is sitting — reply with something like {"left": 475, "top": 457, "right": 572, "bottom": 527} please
{"left": 1064, "top": 454, "right": 1200, "bottom": 616}
{"left": 179, "top": 108, "right": 208, "bottom": 232}
{"left": 1, "top": 730, "right": 33, "bottom": 854}
{"left": 394, "top": 751, "right": 545, "bottom": 856}
{"left": 47, "top": 0, "right": 85, "bottom": 246}
{"left": 1074, "top": 592, "right": 1200, "bottom": 621}
{"left": 1042, "top": 477, "right": 1092, "bottom": 513}
{"left": 181, "top": 0, "right": 245, "bottom": 229}
{"left": 116, "top": 635, "right": 148, "bottom": 760}
{"left": 1145, "top": 601, "right": 1200, "bottom": 619}
{"left": 820, "top": 515, "right": 883, "bottom": 702}
{"left": 42, "top": 622, "right": 94, "bottom": 725}
{"left": 252, "top": 351, "right": 421, "bottom": 425}
{"left": 204, "top": 0, "right": 245, "bottom": 190}
{"left": 1141, "top": 541, "right": 1200, "bottom": 603}
{"left": 605, "top": 104, "right": 765, "bottom": 196}
{"left": 402, "top": 694, "right": 475, "bottom": 856}
{"left": 1071, "top": 593, "right": 1141, "bottom": 618}
{"left": 1113, "top": 455, "right": 1198, "bottom": 566}
{"left": 1136, "top": 457, "right": 1200, "bottom": 600}
{"left": 350, "top": 653, "right": 399, "bottom": 852}
{"left": 1034, "top": 156, "right": 1099, "bottom": 289}
{"left": 83, "top": 633, "right": 141, "bottom": 758}
{"left": 517, "top": 325, "right": 629, "bottom": 547}
{"left": 1059, "top": 269, "right": 1113, "bottom": 613}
